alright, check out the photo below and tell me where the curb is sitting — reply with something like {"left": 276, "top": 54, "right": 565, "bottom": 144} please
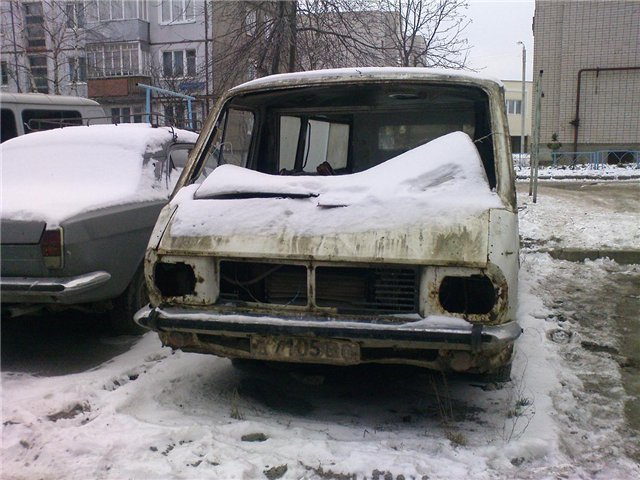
{"left": 542, "top": 248, "right": 640, "bottom": 265}
{"left": 516, "top": 175, "right": 640, "bottom": 181}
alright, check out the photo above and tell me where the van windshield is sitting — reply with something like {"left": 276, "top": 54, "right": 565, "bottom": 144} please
{"left": 198, "top": 82, "right": 496, "bottom": 188}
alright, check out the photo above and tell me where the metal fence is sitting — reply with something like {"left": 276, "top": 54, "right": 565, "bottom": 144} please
{"left": 551, "top": 151, "right": 640, "bottom": 169}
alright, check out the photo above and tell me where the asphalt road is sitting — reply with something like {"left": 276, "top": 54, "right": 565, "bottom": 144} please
{"left": 1, "top": 312, "right": 139, "bottom": 376}
{"left": 517, "top": 180, "right": 640, "bottom": 213}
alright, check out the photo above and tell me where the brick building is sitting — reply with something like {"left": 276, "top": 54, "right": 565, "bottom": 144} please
{"left": 533, "top": 0, "right": 640, "bottom": 162}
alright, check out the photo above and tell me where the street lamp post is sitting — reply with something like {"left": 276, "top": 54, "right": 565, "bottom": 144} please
{"left": 517, "top": 41, "right": 526, "bottom": 168}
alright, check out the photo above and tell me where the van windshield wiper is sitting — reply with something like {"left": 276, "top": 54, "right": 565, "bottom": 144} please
{"left": 198, "top": 191, "right": 319, "bottom": 200}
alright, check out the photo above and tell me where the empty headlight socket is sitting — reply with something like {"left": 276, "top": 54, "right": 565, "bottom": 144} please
{"left": 153, "top": 256, "right": 218, "bottom": 305}
{"left": 420, "top": 266, "right": 505, "bottom": 321}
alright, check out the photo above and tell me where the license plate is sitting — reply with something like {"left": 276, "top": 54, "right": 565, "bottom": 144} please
{"left": 250, "top": 335, "right": 360, "bottom": 364}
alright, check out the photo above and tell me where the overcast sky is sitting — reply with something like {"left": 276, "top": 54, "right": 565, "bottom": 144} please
{"left": 464, "top": 0, "right": 535, "bottom": 81}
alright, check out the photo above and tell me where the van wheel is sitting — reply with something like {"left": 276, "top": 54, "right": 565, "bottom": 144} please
{"left": 110, "top": 266, "right": 148, "bottom": 336}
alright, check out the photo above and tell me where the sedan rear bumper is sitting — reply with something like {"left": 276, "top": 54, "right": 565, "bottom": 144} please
{"left": 0, "top": 271, "right": 111, "bottom": 298}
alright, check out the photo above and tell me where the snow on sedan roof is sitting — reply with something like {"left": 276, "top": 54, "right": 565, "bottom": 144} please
{"left": 1, "top": 124, "right": 199, "bottom": 226}
{"left": 171, "top": 132, "right": 504, "bottom": 238}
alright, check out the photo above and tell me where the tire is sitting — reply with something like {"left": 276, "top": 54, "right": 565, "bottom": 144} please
{"left": 109, "top": 266, "right": 148, "bottom": 335}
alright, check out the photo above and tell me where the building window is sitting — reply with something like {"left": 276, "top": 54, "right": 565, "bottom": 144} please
{"left": 162, "top": 49, "right": 196, "bottom": 78}
{"left": 68, "top": 56, "right": 87, "bottom": 82}
{"left": 160, "top": 0, "right": 195, "bottom": 23}
{"left": 506, "top": 99, "right": 522, "bottom": 115}
{"left": 28, "top": 55, "right": 48, "bottom": 93}
{"left": 93, "top": 0, "right": 146, "bottom": 21}
{"left": 186, "top": 50, "right": 196, "bottom": 76}
{"left": 87, "top": 42, "right": 146, "bottom": 78}
{"left": 111, "top": 106, "right": 144, "bottom": 123}
{"left": 66, "top": 2, "right": 85, "bottom": 29}
{"left": 132, "top": 105, "right": 144, "bottom": 123}
{"left": 99, "top": 0, "right": 122, "bottom": 20}
{"left": 245, "top": 9, "right": 257, "bottom": 36}
{"left": 164, "top": 103, "right": 185, "bottom": 127}
{"left": 111, "top": 107, "right": 130, "bottom": 123}
{"left": 1, "top": 61, "right": 8, "bottom": 86}
{"left": 24, "top": 2, "right": 46, "bottom": 49}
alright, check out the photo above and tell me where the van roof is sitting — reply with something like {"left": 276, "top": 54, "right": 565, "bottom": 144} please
{"left": 231, "top": 67, "right": 504, "bottom": 95}
{"left": 0, "top": 92, "right": 101, "bottom": 107}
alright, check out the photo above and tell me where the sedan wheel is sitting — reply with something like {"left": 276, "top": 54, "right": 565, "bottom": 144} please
{"left": 109, "top": 266, "right": 148, "bottom": 335}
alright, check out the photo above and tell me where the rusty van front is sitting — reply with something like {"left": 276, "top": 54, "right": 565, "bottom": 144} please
{"left": 135, "top": 68, "right": 521, "bottom": 379}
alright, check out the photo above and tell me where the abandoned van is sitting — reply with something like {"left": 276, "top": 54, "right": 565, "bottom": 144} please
{"left": 135, "top": 68, "right": 521, "bottom": 380}
{"left": 0, "top": 92, "right": 106, "bottom": 143}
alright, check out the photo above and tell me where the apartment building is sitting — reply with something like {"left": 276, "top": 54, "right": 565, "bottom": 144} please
{"left": 533, "top": 0, "right": 640, "bottom": 162}
{"left": 502, "top": 79, "right": 533, "bottom": 155}
{"left": 1, "top": 1, "right": 219, "bottom": 129}
{"left": 1, "top": 1, "right": 411, "bottom": 131}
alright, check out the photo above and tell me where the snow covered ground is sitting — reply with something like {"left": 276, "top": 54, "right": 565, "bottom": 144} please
{"left": 517, "top": 182, "right": 640, "bottom": 251}
{"left": 2, "top": 180, "right": 639, "bottom": 479}
{"left": 514, "top": 157, "right": 639, "bottom": 180}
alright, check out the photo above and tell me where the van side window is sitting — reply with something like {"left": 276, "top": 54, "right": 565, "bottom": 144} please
{"left": 1, "top": 109, "right": 18, "bottom": 143}
{"left": 279, "top": 116, "right": 350, "bottom": 174}
{"left": 22, "top": 109, "right": 82, "bottom": 133}
{"left": 220, "top": 108, "right": 254, "bottom": 167}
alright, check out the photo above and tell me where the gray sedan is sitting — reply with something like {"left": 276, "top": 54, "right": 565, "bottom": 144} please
{"left": 1, "top": 124, "right": 198, "bottom": 333}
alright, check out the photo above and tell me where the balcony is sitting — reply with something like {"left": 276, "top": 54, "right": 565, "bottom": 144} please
{"left": 88, "top": 76, "right": 151, "bottom": 99}
{"left": 85, "top": 19, "right": 150, "bottom": 43}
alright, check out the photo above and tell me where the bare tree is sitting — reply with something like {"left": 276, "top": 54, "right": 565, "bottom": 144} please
{"left": 373, "top": 0, "right": 470, "bottom": 68}
{"left": 298, "top": 0, "right": 470, "bottom": 68}
{"left": 295, "top": 1, "right": 396, "bottom": 69}
{"left": 13, "top": 0, "right": 94, "bottom": 94}
{"left": 210, "top": 1, "right": 297, "bottom": 95}
{"left": 210, "top": 0, "right": 470, "bottom": 95}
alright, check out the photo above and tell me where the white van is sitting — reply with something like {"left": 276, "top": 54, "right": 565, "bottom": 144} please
{"left": 136, "top": 68, "right": 521, "bottom": 381}
{"left": 0, "top": 92, "right": 107, "bottom": 143}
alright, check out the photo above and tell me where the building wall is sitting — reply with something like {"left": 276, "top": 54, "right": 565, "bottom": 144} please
{"left": 533, "top": 0, "right": 640, "bottom": 160}
{"left": 503, "top": 79, "right": 533, "bottom": 154}
{"left": 0, "top": 0, "right": 213, "bottom": 129}
{"left": 1, "top": 1, "right": 412, "bottom": 131}
{"left": 0, "top": 1, "right": 90, "bottom": 97}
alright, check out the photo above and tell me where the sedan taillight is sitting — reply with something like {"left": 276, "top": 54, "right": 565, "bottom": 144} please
{"left": 40, "top": 228, "right": 64, "bottom": 269}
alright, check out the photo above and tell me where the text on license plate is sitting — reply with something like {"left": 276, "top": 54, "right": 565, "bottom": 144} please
{"left": 250, "top": 336, "right": 360, "bottom": 364}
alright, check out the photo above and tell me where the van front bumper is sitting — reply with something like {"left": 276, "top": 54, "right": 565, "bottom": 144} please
{"left": 136, "top": 305, "right": 522, "bottom": 372}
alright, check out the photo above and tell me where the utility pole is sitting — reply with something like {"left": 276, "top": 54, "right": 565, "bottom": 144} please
{"left": 204, "top": 0, "right": 209, "bottom": 115}
{"left": 517, "top": 41, "right": 526, "bottom": 167}
{"left": 531, "top": 70, "right": 544, "bottom": 203}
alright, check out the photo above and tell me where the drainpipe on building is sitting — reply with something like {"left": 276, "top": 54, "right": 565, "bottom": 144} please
{"left": 571, "top": 66, "right": 640, "bottom": 154}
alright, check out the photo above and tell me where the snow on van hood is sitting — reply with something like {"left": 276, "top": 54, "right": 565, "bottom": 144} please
{"left": 170, "top": 132, "right": 504, "bottom": 238}
{"left": 0, "top": 124, "right": 198, "bottom": 226}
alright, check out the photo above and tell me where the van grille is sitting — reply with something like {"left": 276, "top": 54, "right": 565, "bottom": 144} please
{"left": 315, "top": 266, "right": 418, "bottom": 314}
{"left": 218, "top": 261, "right": 419, "bottom": 314}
